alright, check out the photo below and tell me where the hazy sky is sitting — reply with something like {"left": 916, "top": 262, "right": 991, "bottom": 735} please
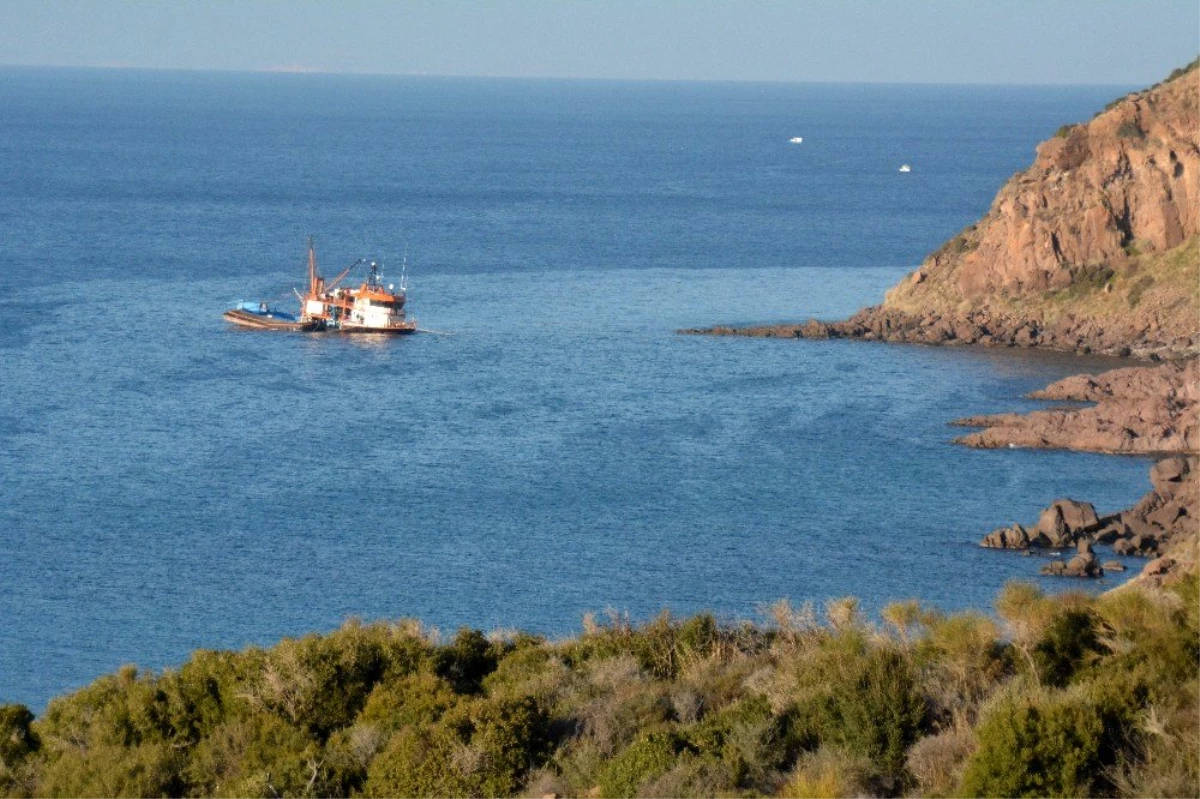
{"left": 1, "top": 1, "right": 1197, "bottom": 85}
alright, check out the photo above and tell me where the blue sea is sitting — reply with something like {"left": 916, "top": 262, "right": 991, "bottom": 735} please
{"left": 0, "top": 69, "right": 1149, "bottom": 709}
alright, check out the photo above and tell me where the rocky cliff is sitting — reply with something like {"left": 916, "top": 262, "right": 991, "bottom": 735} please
{"left": 686, "top": 60, "right": 1200, "bottom": 357}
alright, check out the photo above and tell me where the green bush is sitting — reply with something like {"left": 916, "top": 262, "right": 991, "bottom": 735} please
{"left": 250, "top": 625, "right": 393, "bottom": 738}
{"left": 481, "top": 644, "right": 556, "bottom": 700}
{"left": 0, "top": 705, "right": 38, "bottom": 770}
{"left": 37, "top": 740, "right": 184, "bottom": 799}
{"left": 435, "top": 628, "right": 501, "bottom": 694}
{"left": 1096, "top": 587, "right": 1198, "bottom": 696}
{"left": 684, "top": 694, "right": 790, "bottom": 789}
{"left": 183, "top": 712, "right": 323, "bottom": 798}
{"left": 806, "top": 648, "right": 928, "bottom": 786}
{"left": 564, "top": 656, "right": 673, "bottom": 756}
{"left": 960, "top": 684, "right": 1138, "bottom": 798}
{"left": 915, "top": 611, "right": 1009, "bottom": 719}
{"left": 686, "top": 693, "right": 774, "bottom": 755}
{"left": 562, "top": 611, "right": 742, "bottom": 681}
{"left": 356, "top": 673, "right": 459, "bottom": 731}
{"left": 446, "top": 695, "right": 548, "bottom": 797}
{"left": 4, "top": 572, "right": 1197, "bottom": 799}
{"left": 1033, "top": 609, "right": 1108, "bottom": 688}
{"left": 597, "top": 730, "right": 690, "bottom": 798}
{"left": 1116, "top": 120, "right": 1144, "bottom": 139}
{"left": 35, "top": 666, "right": 179, "bottom": 753}
{"left": 158, "top": 648, "right": 262, "bottom": 744}
{"left": 362, "top": 724, "right": 470, "bottom": 798}
{"left": 362, "top": 695, "right": 547, "bottom": 798}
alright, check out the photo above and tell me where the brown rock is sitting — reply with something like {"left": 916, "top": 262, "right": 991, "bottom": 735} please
{"left": 1036, "top": 499, "right": 1101, "bottom": 547}
{"left": 953, "top": 360, "right": 1199, "bottom": 455}
{"left": 1127, "top": 534, "right": 1159, "bottom": 556}
{"left": 876, "top": 65, "right": 1197, "bottom": 358}
{"left": 1041, "top": 551, "right": 1103, "bottom": 578}
{"left": 1144, "top": 557, "right": 1176, "bottom": 576}
{"left": 1151, "top": 456, "right": 1190, "bottom": 493}
{"left": 1092, "top": 518, "right": 1130, "bottom": 543}
{"left": 800, "top": 320, "right": 831, "bottom": 339}
{"left": 1102, "top": 560, "right": 1127, "bottom": 572}
{"left": 1147, "top": 501, "right": 1185, "bottom": 530}
{"left": 1013, "top": 325, "right": 1039, "bottom": 347}
{"left": 981, "top": 523, "right": 1037, "bottom": 549}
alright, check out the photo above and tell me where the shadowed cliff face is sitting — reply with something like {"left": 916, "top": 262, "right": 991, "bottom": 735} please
{"left": 884, "top": 61, "right": 1199, "bottom": 348}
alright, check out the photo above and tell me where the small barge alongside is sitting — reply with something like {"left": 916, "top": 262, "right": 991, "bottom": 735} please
{"left": 224, "top": 239, "right": 417, "bottom": 334}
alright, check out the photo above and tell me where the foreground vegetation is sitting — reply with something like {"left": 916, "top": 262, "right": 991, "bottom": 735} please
{"left": 1, "top": 577, "right": 1197, "bottom": 798}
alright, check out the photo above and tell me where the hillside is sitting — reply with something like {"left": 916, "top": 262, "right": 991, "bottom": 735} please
{"left": 0, "top": 577, "right": 1196, "bottom": 798}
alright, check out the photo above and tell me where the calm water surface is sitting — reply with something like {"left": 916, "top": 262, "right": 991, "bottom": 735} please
{"left": 0, "top": 70, "right": 1148, "bottom": 708}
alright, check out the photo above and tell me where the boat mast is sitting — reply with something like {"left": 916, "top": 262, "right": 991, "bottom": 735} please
{"left": 307, "top": 236, "right": 319, "bottom": 295}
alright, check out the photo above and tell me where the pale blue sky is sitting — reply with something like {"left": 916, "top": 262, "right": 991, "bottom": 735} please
{"left": 0, "top": 1, "right": 1196, "bottom": 85}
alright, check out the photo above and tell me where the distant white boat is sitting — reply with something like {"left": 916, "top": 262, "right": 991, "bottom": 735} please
{"left": 899, "top": 164, "right": 912, "bottom": 173}
{"left": 789, "top": 136, "right": 803, "bottom": 144}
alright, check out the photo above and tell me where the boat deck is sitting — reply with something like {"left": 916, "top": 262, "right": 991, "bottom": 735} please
{"left": 222, "top": 309, "right": 324, "bottom": 331}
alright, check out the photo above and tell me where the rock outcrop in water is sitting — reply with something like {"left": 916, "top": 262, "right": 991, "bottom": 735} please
{"left": 964, "top": 358, "right": 1197, "bottom": 583}
{"left": 683, "top": 60, "right": 1200, "bottom": 357}
{"left": 952, "top": 358, "right": 1198, "bottom": 454}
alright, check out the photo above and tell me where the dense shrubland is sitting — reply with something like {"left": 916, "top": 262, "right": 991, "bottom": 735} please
{"left": 1, "top": 578, "right": 1196, "bottom": 798}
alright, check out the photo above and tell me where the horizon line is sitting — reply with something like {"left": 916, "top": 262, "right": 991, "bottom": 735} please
{"left": 0, "top": 62, "right": 1144, "bottom": 89}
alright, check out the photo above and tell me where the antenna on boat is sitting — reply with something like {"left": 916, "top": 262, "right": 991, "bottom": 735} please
{"left": 306, "top": 235, "right": 320, "bottom": 295}
{"left": 400, "top": 242, "right": 409, "bottom": 292}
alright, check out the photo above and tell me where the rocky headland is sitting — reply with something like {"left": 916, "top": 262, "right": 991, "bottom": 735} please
{"left": 684, "top": 61, "right": 1200, "bottom": 586}
{"left": 683, "top": 60, "right": 1199, "bottom": 359}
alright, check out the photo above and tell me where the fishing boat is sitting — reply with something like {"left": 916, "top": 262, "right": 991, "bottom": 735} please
{"left": 224, "top": 238, "right": 417, "bottom": 334}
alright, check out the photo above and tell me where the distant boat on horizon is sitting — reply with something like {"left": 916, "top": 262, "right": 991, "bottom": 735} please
{"left": 789, "top": 136, "right": 803, "bottom": 144}
{"left": 899, "top": 164, "right": 912, "bottom": 173}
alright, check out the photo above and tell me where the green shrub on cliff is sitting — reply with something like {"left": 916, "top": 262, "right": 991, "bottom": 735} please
{"left": 0, "top": 705, "right": 38, "bottom": 772}
{"left": 362, "top": 723, "right": 468, "bottom": 797}
{"left": 959, "top": 680, "right": 1139, "bottom": 798}
{"left": 1161, "top": 57, "right": 1199, "bottom": 85}
{"left": 787, "top": 646, "right": 928, "bottom": 792}
{"left": 597, "top": 730, "right": 691, "bottom": 798}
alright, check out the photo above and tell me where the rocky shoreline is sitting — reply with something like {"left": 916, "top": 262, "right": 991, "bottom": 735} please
{"left": 952, "top": 358, "right": 1198, "bottom": 585}
{"left": 682, "top": 64, "right": 1199, "bottom": 587}
{"left": 678, "top": 303, "right": 1197, "bottom": 359}
{"left": 978, "top": 456, "right": 1197, "bottom": 585}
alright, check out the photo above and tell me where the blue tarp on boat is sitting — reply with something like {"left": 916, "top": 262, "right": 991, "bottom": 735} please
{"left": 234, "top": 302, "right": 299, "bottom": 321}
